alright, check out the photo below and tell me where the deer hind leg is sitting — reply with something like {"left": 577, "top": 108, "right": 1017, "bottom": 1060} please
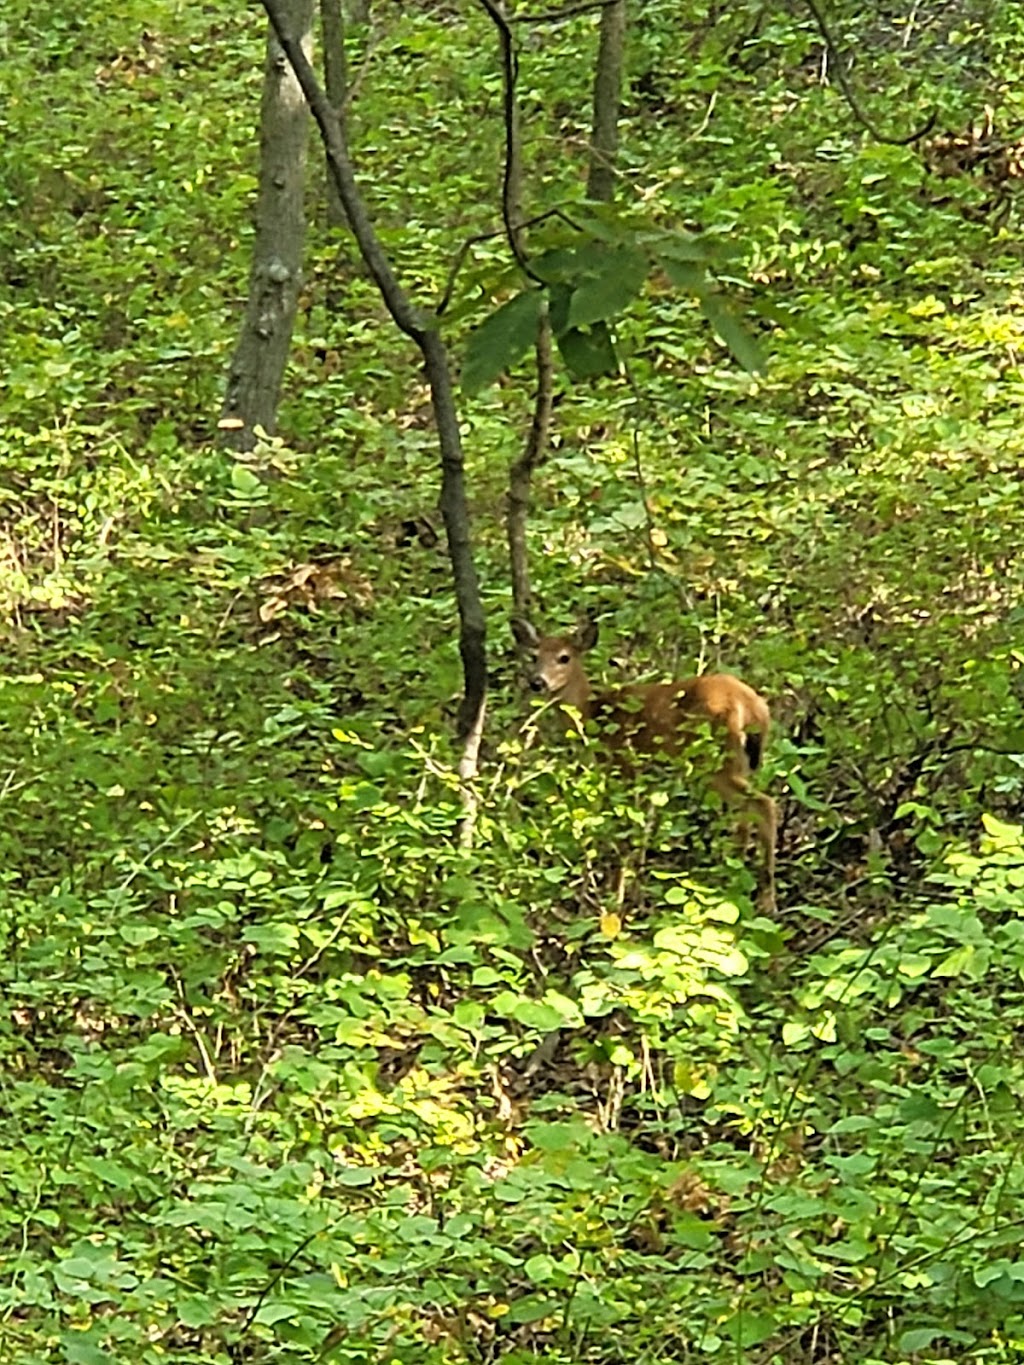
{"left": 710, "top": 751, "right": 777, "bottom": 913}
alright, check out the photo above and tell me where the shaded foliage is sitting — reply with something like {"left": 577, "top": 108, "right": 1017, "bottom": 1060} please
{"left": 0, "top": 0, "right": 1023, "bottom": 1362}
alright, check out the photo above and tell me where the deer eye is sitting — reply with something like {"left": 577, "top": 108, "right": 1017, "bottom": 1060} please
{"left": 558, "top": 653, "right": 571, "bottom": 665}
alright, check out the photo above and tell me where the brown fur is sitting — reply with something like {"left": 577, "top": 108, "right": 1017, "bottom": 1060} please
{"left": 512, "top": 618, "right": 778, "bottom": 912}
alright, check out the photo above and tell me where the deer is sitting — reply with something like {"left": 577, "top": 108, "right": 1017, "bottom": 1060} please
{"left": 511, "top": 617, "right": 778, "bottom": 912}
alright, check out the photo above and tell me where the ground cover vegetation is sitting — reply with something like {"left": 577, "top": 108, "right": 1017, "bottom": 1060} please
{"left": 2, "top": 0, "right": 1024, "bottom": 1360}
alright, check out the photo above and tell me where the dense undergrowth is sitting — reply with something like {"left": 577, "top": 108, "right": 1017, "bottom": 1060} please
{"left": 2, "top": 0, "right": 1024, "bottom": 1361}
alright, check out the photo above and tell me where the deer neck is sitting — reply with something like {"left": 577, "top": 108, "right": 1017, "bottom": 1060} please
{"left": 557, "top": 671, "right": 593, "bottom": 719}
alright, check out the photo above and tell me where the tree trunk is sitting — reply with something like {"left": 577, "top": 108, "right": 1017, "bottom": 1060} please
{"left": 259, "top": 0, "right": 487, "bottom": 764}
{"left": 319, "top": 0, "right": 349, "bottom": 228}
{"left": 478, "top": 0, "right": 557, "bottom": 619}
{"left": 586, "top": 0, "right": 627, "bottom": 203}
{"left": 220, "top": 0, "right": 314, "bottom": 452}
{"left": 507, "top": 305, "right": 554, "bottom": 617}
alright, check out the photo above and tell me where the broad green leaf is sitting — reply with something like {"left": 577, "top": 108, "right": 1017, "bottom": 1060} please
{"left": 177, "top": 1295, "right": 217, "bottom": 1328}
{"left": 899, "top": 1327, "right": 943, "bottom": 1352}
{"left": 62, "top": 1344, "right": 110, "bottom": 1365}
{"left": 672, "top": 1212, "right": 714, "bottom": 1250}
{"left": 933, "top": 944, "right": 982, "bottom": 978}
{"left": 462, "top": 290, "right": 543, "bottom": 394}
{"left": 336, "top": 1166, "right": 376, "bottom": 1186}
{"left": 660, "top": 257, "right": 710, "bottom": 295}
{"left": 471, "top": 965, "right": 504, "bottom": 986}
{"left": 571, "top": 209, "right": 639, "bottom": 243}
{"left": 722, "top": 1310, "right": 778, "bottom": 1348}
{"left": 548, "top": 280, "right": 573, "bottom": 335}
{"left": 982, "top": 812, "right": 1023, "bottom": 848}
{"left": 119, "top": 923, "right": 161, "bottom": 945}
{"left": 556, "top": 323, "right": 618, "bottom": 379}
{"left": 653, "top": 231, "right": 715, "bottom": 263}
{"left": 699, "top": 293, "right": 766, "bottom": 373}
{"left": 532, "top": 248, "right": 581, "bottom": 285}
{"left": 505, "top": 1294, "right": 556, "bottom": 1324}
{"left": 255, "top": 1302, "right": 299, "bottom": 1325}
{"left": 824, "top": 1153, "right": 875, "bottom": 1178}
{"left": 229, "top": 464, "right": 265, "bottom": 496}
{"left": 567, "top": 246, "right": 648, "bottom": 327}
{"left": 512, "top": 1000, "right": 566, "bottom": 1031}
{"left": 525, "top": 1253, "right": 556, "bottom": 1283}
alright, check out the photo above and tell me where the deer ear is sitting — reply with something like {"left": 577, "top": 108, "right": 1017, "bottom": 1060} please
{"left": 511, "top": 616, "right": 540, "bottom": 649}
{"left": 573, "top": 617, "right": 599, "bottom": 652}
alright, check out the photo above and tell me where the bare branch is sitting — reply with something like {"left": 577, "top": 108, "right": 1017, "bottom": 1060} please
{"left": 799, "top": 0, "right": 937, "bottom": 146}
{"left": 512, "top": 0, "right": 621, "bottom": 23}
{"left": 476, "top": 0, "right": 545, "bottom": 282}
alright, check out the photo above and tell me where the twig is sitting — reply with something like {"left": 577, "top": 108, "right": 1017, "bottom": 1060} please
{"left": 339, "top": 11, "right": 383, "bottom": 110}
{"left": 512, "top": 0, "right": 621, "bottom": 22}
{"left": 171, "top": 971, "right": 218, "bottom": 1085}
{"left": 798, "top": 0, "right": 936, "bottom": 145}
{"left": 687, "top": 89, "right": 717, "bottom": 140}
{"left": 436, "top": 207, "right": 586, "bottom": 315}
{"left": 475, "top": 0, "right": 542, "bottom": 283}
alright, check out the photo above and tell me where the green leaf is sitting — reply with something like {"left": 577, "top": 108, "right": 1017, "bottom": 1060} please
{"left": 462, "top": 290, "right": 543, "bottom": 394}
{"left": 119, "top": 923, "right": 161, "bottom": 945}
{"left": 982, "top": 812, "right": 1023, "bottom": 848}
{"left": 570, "top": 210, "right": 638, "bottom": 243}
{"left": 532, "top": 248, "right": 581, "bottom": 285}
{"left": 505, "top": 1294, "right": 555, "bottom": 1324}
{"left": 337, "top": 1166, "right": 376, "bottom": 1186}
{"left": 255, "top": 1302, "right": 300, "bottom": 1325}
{"left": 177, "top": 1295, "right": 217, "bottom": 1328}
{"left": 898, "top": 1327, "right": 942, "bottom": 1352}
{"left": 653, "top": 231, "right": 715, "bottom": 264}
{"left": 524, "top": 1253, "right": 556, "bottom": 1283}
{"left": 721, "top": 1310, "right": 778, "bottom": 1348}
{"left": 229, "top": 463, "right": 264, "bottom": 497}
{"left": 62, "top": 1343, "right": 110, "bottom": 1365}
{"left": 556, "top": 323, "right": 618, "bottom": 379}
{"left": 548, "top": 281, "right": 573, "bottom": 335}
{"left": 567, "top": 246, "right": 648, "bottom": 328}
{"left": 933, "top": 944, "right": 984, "bottom": 978}
{"left": 698, "top": 293, "right": 766, "bottom": 373}
{"left": 660, "top": 257, "right": 710, "bottom": 295}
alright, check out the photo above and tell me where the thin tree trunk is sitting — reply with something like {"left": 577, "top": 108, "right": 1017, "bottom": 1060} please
{"left": 259, "top": 0, "right": 487, "bottom": 762}
{"left": 221, "top": 0, "right": 314, "bottom": 451}
{"left": 586, "top": 0, "right": 627, "bottom": 203}
{"left": 319, "top": 0, "right": 349, "bottom": 228}
{"left": 507, "top": 305, "right": 553, "bottom": 617}
{"left": 478, "top": 0, "right": 556, "bottom": 619}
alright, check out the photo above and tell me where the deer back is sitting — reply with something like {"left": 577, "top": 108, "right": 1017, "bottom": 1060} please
{"left": 590, "top": 675, "right": 770, "bottom": 760}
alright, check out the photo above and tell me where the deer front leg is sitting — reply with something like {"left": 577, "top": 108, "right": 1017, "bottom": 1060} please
{"left": 710, "top": 762, "right": 777, "bottom": 913}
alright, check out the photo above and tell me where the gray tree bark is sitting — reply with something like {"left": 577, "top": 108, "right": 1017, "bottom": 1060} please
{"left": 220, "top": 0, "right": 314, "bottom": 451}
{"left": 586, "top": 0, "right": 627, "bottom": 203}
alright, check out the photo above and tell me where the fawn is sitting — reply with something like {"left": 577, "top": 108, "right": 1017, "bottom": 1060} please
{"left": 512, "top": 617, "right": 777, "bottom": 911}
